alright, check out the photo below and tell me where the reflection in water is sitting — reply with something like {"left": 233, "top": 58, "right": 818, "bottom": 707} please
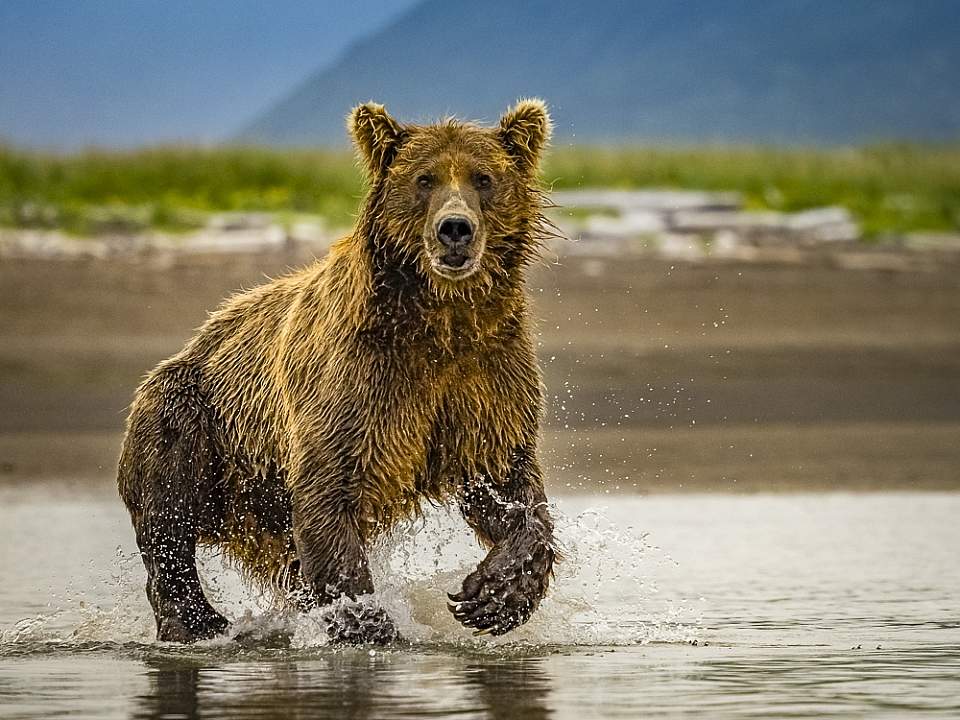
{"left": 464, "top": 659, "right": 551, "bottom": 720}
{"left": 132, "top": 651, "right": 553, "bottom": 720}
{"left": 136, "top": 662, "right": 199, "bottom": 720}
{"left": 135, "top": 655, "right": 379, "bottom": 720}
{"left": 124, "top": 642, "right": 960, "bottom": 719}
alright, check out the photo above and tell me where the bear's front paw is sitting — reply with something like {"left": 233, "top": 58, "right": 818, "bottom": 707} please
{"left": 321, "top": 597, "right": 400, "bottom": 646}
{"left": 448, "top": 540, "right": 553, "bottom": 636}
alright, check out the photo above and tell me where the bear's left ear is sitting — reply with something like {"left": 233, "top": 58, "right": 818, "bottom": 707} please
{"left": 348, "top": 102, "right": 407, "bottom": 177}
{"left": 497, "top": 98, "right": 552, "bottom": 175}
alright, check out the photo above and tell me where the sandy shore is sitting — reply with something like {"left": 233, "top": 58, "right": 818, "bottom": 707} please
{"left": 1, "top": 251, "right": 958, "bottom": 491}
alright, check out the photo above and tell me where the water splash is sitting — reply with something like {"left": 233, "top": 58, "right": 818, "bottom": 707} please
{"left": 1, "top": 501, "right": 700, "bottom": 655}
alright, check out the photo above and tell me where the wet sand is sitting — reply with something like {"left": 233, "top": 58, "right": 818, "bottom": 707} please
{"left": 1, "top": 251, "right": 958, "bottom": 491}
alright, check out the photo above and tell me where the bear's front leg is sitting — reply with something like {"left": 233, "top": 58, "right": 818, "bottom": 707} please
{"left": 450, "top": 446, "right": 556, "bottom": 636}
{"left": 292, "top": 502, "right": 373, "bottom": 603}
{"left": 290, "top": 482, "right": 399, "bottom": 645}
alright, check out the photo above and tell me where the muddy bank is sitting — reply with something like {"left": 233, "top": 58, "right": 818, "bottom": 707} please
{"left": 2, "top": 422, "right": 957, "bottom": 495}
{"left": 1, "top": 252, "right": 958, "bottom": 491}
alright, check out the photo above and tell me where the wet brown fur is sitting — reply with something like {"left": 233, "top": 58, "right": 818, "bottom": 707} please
{"left": 118, "top": 99, "right": 557, "bottom": 642}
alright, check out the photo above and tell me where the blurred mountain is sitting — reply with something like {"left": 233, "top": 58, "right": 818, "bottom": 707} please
{"left": 241, "top": 0, "right": 960, "bottom": 145}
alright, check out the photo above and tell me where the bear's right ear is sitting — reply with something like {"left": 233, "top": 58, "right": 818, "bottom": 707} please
{"left": 348, "top": 102, "right": 407, "bottom": 178}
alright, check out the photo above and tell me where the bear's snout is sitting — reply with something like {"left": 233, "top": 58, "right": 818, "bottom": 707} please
{"left": 437, "top": 215, "right": 474, "bottom": 250}
{"left": 429, "top": 210, "right": 483, "bottom": 279}
{"left": 436, "top": 215, "right": 474, "bottom": 269}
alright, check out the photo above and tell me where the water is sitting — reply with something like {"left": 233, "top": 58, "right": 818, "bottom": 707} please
{"left": 1, "top": 484, "right": 958, "bottom": 718}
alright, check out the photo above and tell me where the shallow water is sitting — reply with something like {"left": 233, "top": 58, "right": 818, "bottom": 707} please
{"left": 1, "top": 485, "right": 958, "bottom": 718}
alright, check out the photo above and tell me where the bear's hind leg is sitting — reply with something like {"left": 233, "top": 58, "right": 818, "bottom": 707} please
{"left": 119, "top": 375, "right": 229, "bottom": 643}
{"left": 138, "top": 514, "right": 229, "bottom": 643}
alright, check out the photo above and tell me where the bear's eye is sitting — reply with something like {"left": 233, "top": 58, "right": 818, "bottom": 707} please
{"left": 416, "top": 174, "right": 434, "bottom": 190}
{"left": 475, "top": 173, "right": 493, "bottom": 190}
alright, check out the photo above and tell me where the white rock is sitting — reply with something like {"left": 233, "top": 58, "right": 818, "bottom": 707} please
{"left": 658, "top": 233, "right": 705, "bottom": 261}
{"left": 551, "top": 189, "right": 742, "bottom": 213}
{"left": 710, "top": 229, "right": 744, "bottom": 257}
{"left": 671, "top": 209, "right": 786, "bottom": 232}
{"left": 584, "top": 209, "right": 665, "bottom": 236}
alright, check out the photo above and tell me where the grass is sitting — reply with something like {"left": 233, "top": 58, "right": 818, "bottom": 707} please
{"left": 0, "top": 146, "right": 364, "bottom": 234}
{"left": 1, "top": 142, "right": 958, "bottom": 237}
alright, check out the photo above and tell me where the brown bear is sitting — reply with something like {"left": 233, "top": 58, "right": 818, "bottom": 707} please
{"left": 117, "top": 99, "right": 557, "bottom": 644}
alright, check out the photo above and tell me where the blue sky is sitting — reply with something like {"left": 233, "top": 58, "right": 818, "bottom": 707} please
{"left": 0, "top": 0, "right": 420, "bottom": 148}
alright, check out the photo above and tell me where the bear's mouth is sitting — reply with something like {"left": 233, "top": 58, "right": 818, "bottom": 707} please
{"left": 432, "top": 253, "right": 478, "bottom": 279}
{"left": 440, "top": 252, "right": 469, "bottom": 269}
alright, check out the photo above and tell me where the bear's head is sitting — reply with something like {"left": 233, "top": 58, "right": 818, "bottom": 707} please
{"left": 348, "top": 99, "right": 552, "bottom": 293}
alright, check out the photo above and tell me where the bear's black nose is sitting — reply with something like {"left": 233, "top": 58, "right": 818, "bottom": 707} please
{"left": 437, "top": 216, "right": 474, "bottom": 249}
